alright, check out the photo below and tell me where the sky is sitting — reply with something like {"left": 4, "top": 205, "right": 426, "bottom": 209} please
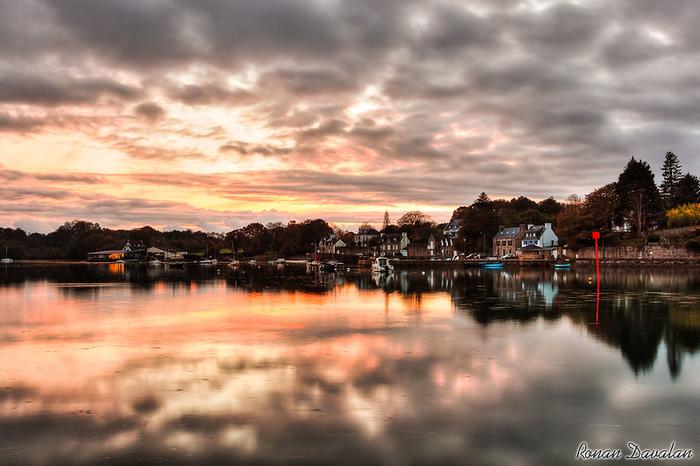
{"left": 1, "top": 0, "right": 699, "bottom": 233}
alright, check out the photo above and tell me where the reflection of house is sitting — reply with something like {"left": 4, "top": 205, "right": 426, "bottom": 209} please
{"left": 379, "top": 232, "right": 410, "bottom": 257}
{"left": 493, "top": 225, "right": 526, "bottom": 257}
{"left": 428, "top": 234, "right": 455, "bottom": 258}
{"left": 318, "top": 235, "right": 347, "bottom": 255}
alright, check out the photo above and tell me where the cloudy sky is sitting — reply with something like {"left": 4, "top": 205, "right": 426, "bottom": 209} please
{"left": 1, "top": 0, "right": 699, "bottom": 233}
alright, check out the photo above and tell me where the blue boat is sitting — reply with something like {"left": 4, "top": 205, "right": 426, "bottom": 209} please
{"left": 554, "top": 262, "right": 572, "bottom": 270}
{"left": 480, "top": 261, "right": 504, "bottom": 269}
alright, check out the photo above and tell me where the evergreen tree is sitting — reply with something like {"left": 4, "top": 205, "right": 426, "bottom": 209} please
{"left": 616, "top": 157, "right": 664, "bottom": 236}
{"left": 674, "top": 173, "right": 700, "bottom": 206}
{"left": 660, "top": 151, "right": 682, "bottom": 206}
{"left": 382, "top": 210, "right": 390, "bottom": 230}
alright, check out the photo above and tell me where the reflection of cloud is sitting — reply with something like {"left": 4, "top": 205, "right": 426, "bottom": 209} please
{"left": 1, "top": 273, "right": 700, "bottom": 465}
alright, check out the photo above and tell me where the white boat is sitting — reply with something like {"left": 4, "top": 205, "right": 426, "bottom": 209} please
{"left": 199, "top": 259, "right": 218, "bottom": 266}
{"left": 149, "top": 259, "right": 162, "bottom": 266}
{"left": 227, "top": 260, "right": 240, "bottom": 268}
{"left": 275, "top": 258, "right": 287, "bottom": 265}
{"left": 1, "top": 246, "right": 12, "bottom": 264}
{"left": 371, "top": 256, "right": 394, "bottom": 274}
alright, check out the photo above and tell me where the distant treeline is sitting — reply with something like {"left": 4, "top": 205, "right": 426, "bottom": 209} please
{"left": 0, "top": 219, "right": 335, "bottom": 260}
{"left": 3, "top": 153, "right": 699, "bottom": 259}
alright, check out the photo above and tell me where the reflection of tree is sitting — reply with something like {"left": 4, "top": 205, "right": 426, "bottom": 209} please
{"left": 589, "top": 297, "right": 664, "bottom": 375}
{"left": 449, "top": 267, "right": 700, "bottom": 378}
{"left": 5, "top": 264, "right": 700, "bottom": 378}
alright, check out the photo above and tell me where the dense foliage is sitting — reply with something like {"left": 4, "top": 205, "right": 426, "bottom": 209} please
{"left": 667, "top": 204, "right": 700, "bottom": 228}
{"left": 0, "top": 219, "right": 333, "bottom": 260}
{"left": 453, "top": 193, "right": 563, "bottom": 253}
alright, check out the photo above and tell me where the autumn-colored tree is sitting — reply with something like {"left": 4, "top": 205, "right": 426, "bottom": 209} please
{"left": 397, "top": 211, "right": 433, "bottom": 226}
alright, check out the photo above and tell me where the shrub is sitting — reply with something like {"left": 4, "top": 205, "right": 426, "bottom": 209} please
{"left": 667, "top": 203, "right": 700, "bottom": 228}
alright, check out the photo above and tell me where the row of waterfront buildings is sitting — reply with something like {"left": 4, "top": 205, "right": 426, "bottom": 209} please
{"left": 318, "top": 221, "right": 560, "bottom": 260}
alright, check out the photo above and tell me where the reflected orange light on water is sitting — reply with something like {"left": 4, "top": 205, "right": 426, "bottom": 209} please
{"left": 1, "top": 270, "right": 671, "bottom": 466}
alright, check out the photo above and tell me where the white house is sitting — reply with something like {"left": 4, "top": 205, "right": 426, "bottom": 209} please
{"left": 521, "top": 223, "right": 558, "bottom": 249}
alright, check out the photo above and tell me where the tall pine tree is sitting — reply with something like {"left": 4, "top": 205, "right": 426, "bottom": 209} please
{"left": 660, "top": 151, "right": 682, "bottom": 207}
{"left": 616, "top": 157, "right": 664, "bottom": 236}
{"left": 674, "top": 173, "right": 700, "bottom": 206}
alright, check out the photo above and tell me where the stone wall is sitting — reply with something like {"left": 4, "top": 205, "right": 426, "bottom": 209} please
{"left": 573, "top": 245, "right": 700, "bottom": 261}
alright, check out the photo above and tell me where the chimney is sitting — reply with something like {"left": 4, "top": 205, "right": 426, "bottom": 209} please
{"left": 519, "top": 223, "right": 526, "bottom": 233}
{"left": 545, "top": 222, "right": 552, "bottom": 230}
{"left": 498, "top": 225, "right": 505, "bottom": 232}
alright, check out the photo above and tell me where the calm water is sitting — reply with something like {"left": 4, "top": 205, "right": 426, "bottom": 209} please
{"left": 1, "top": 264, "right": 699, "bottom": 465}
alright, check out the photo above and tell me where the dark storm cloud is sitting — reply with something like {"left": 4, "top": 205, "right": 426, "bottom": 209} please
{"left": 0, "top": 113, "right": 46, "bottom": 132}
{"left": 0, "top": 72, "right": 143, "bottom": 106}
{"left": 166, "top": 82, "right": 256, "bottom": 106}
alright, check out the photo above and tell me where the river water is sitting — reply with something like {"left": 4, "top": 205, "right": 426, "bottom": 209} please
{"left": 1, "top": 264, "right": 699, "bottom": 465}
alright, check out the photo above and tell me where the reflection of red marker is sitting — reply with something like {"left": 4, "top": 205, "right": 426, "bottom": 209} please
{"left": 592, "top": 231, "right": 601, "bottom": 324}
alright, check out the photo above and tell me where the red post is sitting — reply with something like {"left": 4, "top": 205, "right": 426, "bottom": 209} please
{"left": 592, "top": 231, "right": 601, "bottom": 324}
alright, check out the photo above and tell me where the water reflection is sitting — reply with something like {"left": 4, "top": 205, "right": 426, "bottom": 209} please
{"left": 1, "top": 264, "right": 699, "bottom": 465}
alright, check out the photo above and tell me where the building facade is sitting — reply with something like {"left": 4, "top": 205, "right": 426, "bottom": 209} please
{"left": 521, "top": 223, "right": 558, "bottom": 248}
{"left": 493, "top": 225, "right": 527, "bottom": 257}
{"left": 379, "top": 232, "right": 410, "bottom": 257}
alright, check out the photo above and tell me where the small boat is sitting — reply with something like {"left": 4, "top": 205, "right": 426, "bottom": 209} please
{"left": 480, "top": 261, "right": 504, "bottom": 269}
{"left": 554, "top": 261, "right": 572, "bottom": 270}
{"left": 1, "top": 246, "right": 11, "bottom": 264}
{"left": 199, "top": 258, "right": 218, "bottom": 266}
{"left": 149, "top": 259, "right": 162, "bottom": 266}
{"left": 227, "top": 260, "right": 240, "bottom": 268}
{"left": 248, "top": 259, "right": 257, "bottom": 266}
{"left": 275, "top": 258, "right": 287, "bottom": 265}
{"left": 371, "top": 256, "right": 394, "bottom": 274}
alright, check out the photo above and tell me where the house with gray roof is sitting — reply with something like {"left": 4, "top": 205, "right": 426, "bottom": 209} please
{"left": 493, "top": 224, "right": 526, "bottom": 257}
{"left": 521, "top": 223, "right": 558, "bottom": 249}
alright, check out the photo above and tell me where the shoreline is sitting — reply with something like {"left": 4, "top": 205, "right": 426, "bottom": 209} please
{"left": 7, "top": 258, "right": 700, "bottom": 268}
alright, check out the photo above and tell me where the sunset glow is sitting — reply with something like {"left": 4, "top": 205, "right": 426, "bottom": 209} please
{"left": 2, "top": 0, "right": 699, "bottom": 232}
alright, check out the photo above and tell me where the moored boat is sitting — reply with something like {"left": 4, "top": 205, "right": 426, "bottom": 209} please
{"left": 480, "top": 261, "right": 504, "bottom": 269}
{"left": 2, "top": 246, "right": 12, "bottom": 263}
{"left": 371, "top": 256, "right": 394, "bottom": 274}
